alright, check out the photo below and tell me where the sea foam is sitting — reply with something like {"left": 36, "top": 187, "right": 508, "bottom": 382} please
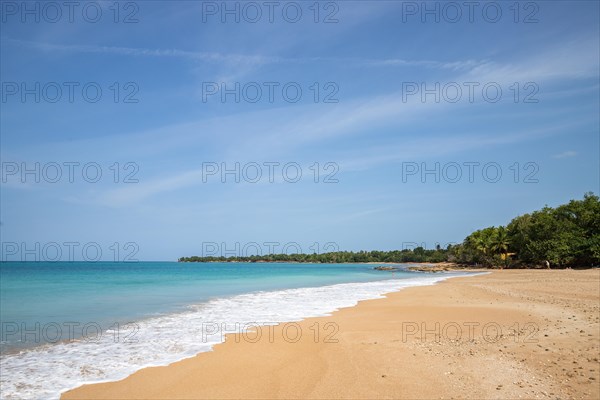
{"left": 0, "top": 273, "right": 466, "bottom": 399}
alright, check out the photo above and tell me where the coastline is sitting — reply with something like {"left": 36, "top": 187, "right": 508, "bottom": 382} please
{"left": 63, "top": 269, "right": 600, "bottom": 399}
{"left": 2, "top": 268, "right": 460, "bottom": 399}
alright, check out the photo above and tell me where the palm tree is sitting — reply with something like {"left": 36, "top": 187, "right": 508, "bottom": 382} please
{"left": 474, "top": 235, "right": 489, "bottom": 255}
{"left": 491, "top": 226, "right": 510, "bottom": 268}
{"left": 465, "top": 230, "right": 490, "bottom": 265}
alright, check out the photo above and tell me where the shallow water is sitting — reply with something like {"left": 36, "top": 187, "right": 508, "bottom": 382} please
{"left": 0, "top": 261, "right": 472, "bottom": 399}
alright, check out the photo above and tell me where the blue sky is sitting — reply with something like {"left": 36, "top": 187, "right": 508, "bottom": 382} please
{"left": 1, "top": 1, "right": 599, "bottom": 261}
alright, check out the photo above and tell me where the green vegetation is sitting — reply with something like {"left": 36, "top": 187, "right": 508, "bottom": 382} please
{"left": 179, "top": 193, "right": 600, "bottom": 268}
{"left": 452, "top": 192, "right": 600, "bottom": 268}
{"left": 179, "top": 247, "right": 449, "bottom": 264}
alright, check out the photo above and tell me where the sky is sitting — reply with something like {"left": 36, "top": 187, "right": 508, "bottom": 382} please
{"left": 1, "top": 0, "right": 599, "bottom": 261}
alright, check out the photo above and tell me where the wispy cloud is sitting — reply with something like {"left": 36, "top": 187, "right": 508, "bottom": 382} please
{"left": 4, "top": 38, "right": 487, "bottom": 72}
{"left": 363, "top": 58, "right": 485, "bottom": 71}
{"left": 553, "top": 150, "right": 578, "bottom": 159}
{"left": 92, "top": 118, "right": 574, "bottom": 207}
{"left": 4, "top": 35, "right": 597, "bottom": 208}
{"left": 460, "top": 37, "right": 599, "bottom": 83}
{"left": 4, "top": 38, "right": 276, "bottom": 66}
{"left": 97, "top": 169, "right": 206, "bottom": 206}
{"left": 7, "top": 35, "right": 596, "bottom": 85}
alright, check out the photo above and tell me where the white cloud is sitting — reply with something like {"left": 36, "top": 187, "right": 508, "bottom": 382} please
{"left": 459, "top": 36, "right": 599, "bottom": 84}
{"left": 3, "top": 38, "right": 278, "bottom": 66}
{"left": 553, "top": 150, "right": 578, "bottom": 159}
{"left": 4, "top": 38, "right": 493, "bottom": 73}
{"left": 4, "top": 35, "right": 597, "bottom": 207}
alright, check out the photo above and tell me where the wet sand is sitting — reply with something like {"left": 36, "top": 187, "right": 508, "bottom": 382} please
{"left": 63, "top": 269, "right": 600, "bottom": 399}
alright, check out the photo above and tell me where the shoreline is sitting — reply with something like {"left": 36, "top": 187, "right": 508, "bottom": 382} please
{"left": 62, "top": 269, "right": 600, "bottom": 399}
{"left": 2, "top": 270, "right": 467, "bottom": 399}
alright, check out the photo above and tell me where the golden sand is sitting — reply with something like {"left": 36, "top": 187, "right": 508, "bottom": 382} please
{"left": 63, "top": 269, "right": 600, "bottom": 399}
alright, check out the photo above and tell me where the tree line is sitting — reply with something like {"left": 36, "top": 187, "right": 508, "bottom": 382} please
{"left": 179, "top": 193, "right": 599, "bottom": 268}
{"left": 179, "top": 247, "right": 449, "bottom": 264}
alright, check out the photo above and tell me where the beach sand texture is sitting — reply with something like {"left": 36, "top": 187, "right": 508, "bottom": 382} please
{"left": 63, "top": 269, "right": 600, "bottom": 399}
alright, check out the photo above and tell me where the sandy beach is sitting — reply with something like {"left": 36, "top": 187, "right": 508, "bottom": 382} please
{"left": 62, "top": 269, "right": 600, "bottom": 400}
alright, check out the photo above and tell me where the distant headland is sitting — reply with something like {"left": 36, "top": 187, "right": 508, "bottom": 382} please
{"left": 180, "top": 193, "right": 599, "bottom": 269}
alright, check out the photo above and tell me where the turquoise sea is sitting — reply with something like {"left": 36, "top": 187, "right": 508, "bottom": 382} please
{"left": 0, "top": 261, "right": 472, "bottom": 399}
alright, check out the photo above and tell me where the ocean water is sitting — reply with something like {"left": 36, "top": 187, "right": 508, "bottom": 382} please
{"left": 0, "top": 261, "right": 473, "bottom": 399}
